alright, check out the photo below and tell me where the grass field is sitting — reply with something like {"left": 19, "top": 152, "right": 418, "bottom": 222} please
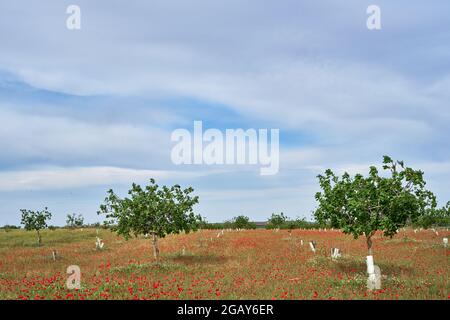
{"left": 0, "top": 228, "right": 448, "bottom": 300}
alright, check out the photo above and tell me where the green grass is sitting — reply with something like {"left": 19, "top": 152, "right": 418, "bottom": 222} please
{"left": 0, "top": 228, "right": 98, "bottom": 248}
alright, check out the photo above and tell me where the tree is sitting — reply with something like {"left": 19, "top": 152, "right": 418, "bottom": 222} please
{"left": 232, "top": 215, "right": 256, "bottom": 229}
{"left": 20, "top": 207, "right": 52, "bottom": 246}
{"left": 293, "top": 218, "right": 320, "bottom": 230}
{"left": 98, "top": 179, "right": 201, "bottom": 263}
{"left": 66, "top": 213, "right": 84, "bottom": 229}
{"left": 266, "top": 212, "right": 288, "bottom": 229}
{"left": 314, "top": 156, "right": 438, "bottom": 255}
{"left": 414, "top": 201, "right": 450, "bottom": 228}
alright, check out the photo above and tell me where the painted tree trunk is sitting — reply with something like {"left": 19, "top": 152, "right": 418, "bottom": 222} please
{"left": 37, "top": 230, "right": 42, "bottom": 246}
{"left": 152, "top": 233, "right": 160, "bottom": 263}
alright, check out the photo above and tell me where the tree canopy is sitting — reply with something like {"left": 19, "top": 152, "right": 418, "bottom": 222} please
{"left": 20, "top": 207, "right": 52, "bottom": 246}
{"left": 314, "top": 156, "right": 439, "bottom": 254}
{"left": 98, "top": 179, "right": 201, "bottom": 262}
{"left": 231, "top": 215, "right": 256, "bottom": 229}
{"left": 266, "top": 212, "right": 288, "bottom": 229}
{"left": 66, "top": 213, "right": 84, "bottom": 228}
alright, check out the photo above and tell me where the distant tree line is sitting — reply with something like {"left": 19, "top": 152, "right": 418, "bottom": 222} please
{"left": 4, "top": 209, "right": 448, "bottom": 234}
{"left": 266, "top": 213, "right": 321, "bottom": 230}
{"left": 411, "top": 203, "right": 450, "bottom": 228}
{"left": 198, "top": 215, "right": 256, "bottom": 230}
{"left": 198, "top": 208, "right": 450, "bottom": 231}
{"left": 198, "top": 213, "right": 321, "bottom": 230}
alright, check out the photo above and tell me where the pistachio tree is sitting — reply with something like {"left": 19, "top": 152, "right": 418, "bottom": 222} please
{"left": 20, "top": 207, "right": 52, "bottom": 246}
{"left": 314, "top": 156, "right": 438, "bottom": 255}
{"left": 98, "top": 179, "right": 201, "bottom": 263}
{"left": 66, "top": 213, "right": 84, "bottom": 229}
{"left": 232, "top": 215, "right": 256, "bottom": 229}
{"left": 266, "top": 212, "right": 288, "bottom": 229}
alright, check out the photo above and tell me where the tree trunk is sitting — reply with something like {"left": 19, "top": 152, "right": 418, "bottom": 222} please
{"left": 152, "top": 233, "right": 160, "bottom": 263}
{"left": 37, "top": 230, "right": 42, "bottom": 247}
{"left": 366, "top": 235, "right": 373, "bottom": 255}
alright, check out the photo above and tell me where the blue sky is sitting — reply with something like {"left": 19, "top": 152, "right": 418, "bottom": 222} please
{"left": 0, "top": 1, "right": 449, "bottom": 225}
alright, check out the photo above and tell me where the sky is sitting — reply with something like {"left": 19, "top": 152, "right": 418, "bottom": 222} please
{"left": 0, "top": 1, "right": 449, "bottom": 225}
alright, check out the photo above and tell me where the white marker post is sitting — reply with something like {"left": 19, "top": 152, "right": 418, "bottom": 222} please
{"left": 95, "top": 237, "right": 104, "bottom": 250}
{"left": 331, "top": 248, "right": 341, "bottom": 260}
{"left": 309, "top": 241, "right": 316, "bottom": 253}
{"left": 443, "top": 238, "right": 448, "bottom": 248}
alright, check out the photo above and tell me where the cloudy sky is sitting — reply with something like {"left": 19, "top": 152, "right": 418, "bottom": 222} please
{"left": 0, "top": 0, "right": 449, "bottom": 225}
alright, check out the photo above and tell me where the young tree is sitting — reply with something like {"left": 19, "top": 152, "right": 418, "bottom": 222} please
{"left": 232, "top": 215, "right": 256, "bottom": 229}
{"left": 20, "top": 207, "right": 52, "bottom": 246}
{"left": 98, "top": 179, "right": 201, "bottom": 263}
{"left": 66, "top": 213, "right": 84, "bottom": 229}
{"left": 266, "top": 212, "right": 288, "bottom": 229}
{"left": 314, "top": 156, "right": 438, "bottom": 255}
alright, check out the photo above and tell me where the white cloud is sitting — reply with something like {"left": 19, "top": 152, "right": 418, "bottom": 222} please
{"left": 0, "top": 1, "right": 448, "bottom": 163}
{"left": 0, "top": 166, "right": 206, "bottom": 191}
{"left": 0, "top": 107, "right": 172, "bottom": 167}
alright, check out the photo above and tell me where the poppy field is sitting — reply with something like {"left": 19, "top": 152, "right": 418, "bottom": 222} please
{"left": 0, "top": 228, "right": 448, "bottom": 300}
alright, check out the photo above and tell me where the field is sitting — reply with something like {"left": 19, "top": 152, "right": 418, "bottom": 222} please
{"left": 0, "top": 228, "right": 448, "bottom": 300}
